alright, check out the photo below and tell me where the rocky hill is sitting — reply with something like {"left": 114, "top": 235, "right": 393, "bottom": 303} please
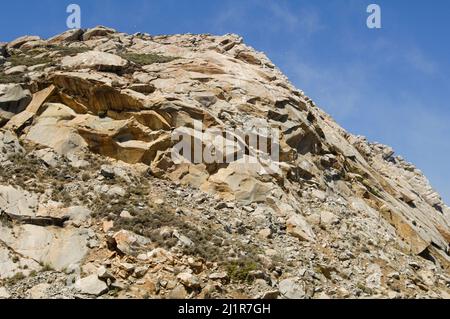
{"left": 0, "top": 26, "right": 449, "bottom": 299}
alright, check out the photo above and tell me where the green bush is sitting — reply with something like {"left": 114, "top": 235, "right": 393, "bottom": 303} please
{"left": 225, "top": 258, "right": 260, "bottom": 283}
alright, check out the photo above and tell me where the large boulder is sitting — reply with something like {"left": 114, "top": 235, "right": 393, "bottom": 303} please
{"left": 0, "top": 244, "right": 41, "bottom": 280}
{"left": 0, "top": 85, "right": 32, "bottom": 124}
{"left": 75, "top": 274, "right": 109, "bottom": 296}
{"left": 0, "top": 185, "right": 38, "bottom": 217}
{"left": 61, "top": 51, "right": 128, "bottom": 72}
{"left": 24, "top": 103, "right": 88, "bottom": 155}
{"left": 201, "top": 156, "right": 275, "bottom": 205}
{"left": 278, "top": 278, "right": 306, "bottom": 299}
{"left": 48, "top": 29, "right": 84, "bottom": 43}
{"left": 0, "top": 224, "right": 89, "bottom": 271}
{"left": 111, "top": 230, "right": 152, "bottom": 256}
{"left": 82, "top": 26, "right": 116, "bottom": 41}
{"left": 7, "top": 35, "right": 40, "bottom": 49}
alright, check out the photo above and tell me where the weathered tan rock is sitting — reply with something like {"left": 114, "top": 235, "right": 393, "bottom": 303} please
{"left": 0, "top": 224, "right": 89, "bottom": 271}
{"left": 61, "top": 51, "right": 128, "bottom": 72}
{"left": 24, "top": 103, "right": 88, "bottom": 155}
{"left": 26, "top": 85, "right": 57, "bottom": 114}
{"left": 202, "top": 156, "right": 274, "bottom": 205}
{"left": 74, "top": 115, "right": 171, "bottom": 164}
{"left": 75, "top": 274, "right": 108, "bottom": 296}
{"left": 168, "top": 285, "right": 188, "bottom": 299}
{"left": 286, "top": 214, "right": 316, "bottom": 242}
{"left": 0, "top": 287, "right": 11, "bottom": 299}
{"left": 0, "top": 243, "right": 41, "bottom": 280}
{"left": 108, "top": 110, "right": 171, "bottom": 131}
{"left": 7, "top": 35, "right": 40, "bottom": 49}
{"left": 51, "top": 72, "right": 143, "bottom": 114}
{"left": 0, "top": 185, "right": 38, "bottom": 217}
{"left": 320, "top": 211, "right": 339, "bottom": 226}
{"left": 4, "top": 110, "right": 35, "bottom": 133}
{"left": 27, "top": 283, "right": 51, "bottom": 299}
{"left": 236, "top": 51, "right": 262, "bottom": 65}
{"left": 0, "top": 84, "right": 32, "bottom": 115}
{"left": 4, "top": 85, "right": 56, "bottom": 133}
{"left": 20, "top": 39, "right": 48, "bottom": 50}
{"left": 112, "top": 230, "right": 151, "bottom": 256}
{"left": 48, "top": 29, "right": 84, "bottom": 43}
{"left": 82, "top": 26, "right": 115, "bottom": 41}
{"left": 177, "top": 272, "right": 201, "bottom": 289}
{"left": 209, "top": 272, "right": 229, "bottom": 282}
{"left": 4, "top": 65, "right": 27, "bottom": 75}
{"left": 279, "top": 278, "right": 306, "bottom": 299}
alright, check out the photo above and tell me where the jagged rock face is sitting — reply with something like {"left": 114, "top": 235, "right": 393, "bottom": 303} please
{"left": 0, "top": 26, "right": 449, "bottom": 299}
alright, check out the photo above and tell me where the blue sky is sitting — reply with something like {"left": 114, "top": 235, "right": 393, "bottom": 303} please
{"left": 1, "top": 0, "right": 449, "bottom": 203}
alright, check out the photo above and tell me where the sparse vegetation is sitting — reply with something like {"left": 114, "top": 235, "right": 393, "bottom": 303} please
{"left": 357, "top": 282, "right": 373, "bottom": 295}
{"left": 120, "top": 52, "right": 178, "bottom": 66}
{"left": 108, "top": 201, "right": 224, "bottom": 261}
{"left": 41, "top": 263, "right": 55, "bottom": 272}
{"left": 0, "top": 72, "right": 26, "bottom": 84}
{"left": 81, "top": 172, "right": 91, "bottom": 182}
{"left": 6, "top": 272, "right": 25, "bottom": 285}
{"left": 225, "top": 258, "right": 260, "bottom": 283}
{"left": 50, "top": 45, "right": 90, "bottom": 57}
{"left": 6, "top": 54, "right": 54, "bottom": 67}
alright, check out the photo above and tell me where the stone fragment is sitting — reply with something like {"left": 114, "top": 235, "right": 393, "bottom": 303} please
{"left": 279, "top": 278, "right": 306, "bottom": 299}
{"left": 75, "top": 274, "right": 109, "bottom": 296}
{"left": 286, "top": 215, "right": 316, "bottom": 242}
{"left": 0, "top": 287, "right": 11, "bottom": 299}
{"left": 177, "top": 273, "right": 201, "bottom": 289}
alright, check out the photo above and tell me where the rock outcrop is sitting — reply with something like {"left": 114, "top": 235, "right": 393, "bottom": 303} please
{"left": 0, "top": 26, "right": 449, "bottom": 299}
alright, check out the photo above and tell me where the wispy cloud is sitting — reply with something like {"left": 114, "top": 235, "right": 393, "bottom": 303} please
{"left": 282, "top": 53, "right": 370, "bottom": 119}
{"left": 211, "top": 0, "right": 324, "bottom": 37}
{"left": 405, "top": 47, "right": 438, "bottom": 75}
{"left": 265, "top": 1, "right": 324, "bottom": 35}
